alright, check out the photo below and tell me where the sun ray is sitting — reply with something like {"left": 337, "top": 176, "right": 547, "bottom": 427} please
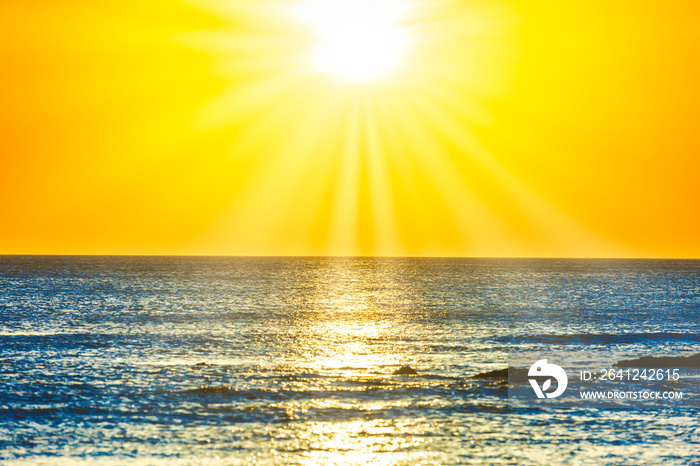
{"left": 327, "top": 92, "right": 364, "bottom": 255}
{"left": 379, "top": 88, "right": 520, "bottom": 254}
{"left": 398, "top": 82, "right": 620, "bottom": 256}
{"left": 363, "top": 93, "right": 403, "bottom": 256}
{"left": 199, "top": 84, "right": 349, "bottom": 254}
{"left": 185, "top": 0, "right": 624, "bottom": 257}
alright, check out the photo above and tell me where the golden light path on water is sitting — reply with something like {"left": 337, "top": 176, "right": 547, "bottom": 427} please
{"left": 270, "top": 269, "right": 431, "bottom": 464}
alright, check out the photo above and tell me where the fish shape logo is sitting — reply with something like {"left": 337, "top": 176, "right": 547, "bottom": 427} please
{"left": 528, "top": 359, "right": 568, "bottom": 399}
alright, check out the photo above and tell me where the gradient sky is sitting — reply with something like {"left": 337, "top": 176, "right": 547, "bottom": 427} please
{"left": 2, "top": 0, "right": 699, "bottom": 257}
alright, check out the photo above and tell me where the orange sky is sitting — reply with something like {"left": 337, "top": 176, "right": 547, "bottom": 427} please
{"left": 1, "top": 0, "right": 699, "bottom": 257}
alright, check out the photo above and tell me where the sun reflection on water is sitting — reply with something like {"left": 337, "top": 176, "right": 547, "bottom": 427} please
{"left": 272, "top": 418, "right": 436, "bottom": 466}
{"left": 261, "top": 265, "right": 444, "bottom": 464}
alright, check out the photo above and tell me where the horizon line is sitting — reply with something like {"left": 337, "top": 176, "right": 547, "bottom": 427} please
{"left": 1, "top": 254, "right": 699, "bottom": 261}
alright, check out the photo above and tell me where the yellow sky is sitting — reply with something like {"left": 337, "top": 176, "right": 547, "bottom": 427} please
{"left": 1, "top": 0, "right": 699, "bottom": 257}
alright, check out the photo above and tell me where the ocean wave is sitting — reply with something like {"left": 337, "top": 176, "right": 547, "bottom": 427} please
{"left": 495, "top": 332, "right": 700, "bottom": 345}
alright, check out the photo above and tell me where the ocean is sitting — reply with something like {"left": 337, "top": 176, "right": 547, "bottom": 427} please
{"left": 1, "top": 256, "right": 698, "bottom": 465}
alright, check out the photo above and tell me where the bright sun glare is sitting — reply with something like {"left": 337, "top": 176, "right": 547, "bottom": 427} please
{"left": 292, "top": 0, "right": 411, "bottom": 82}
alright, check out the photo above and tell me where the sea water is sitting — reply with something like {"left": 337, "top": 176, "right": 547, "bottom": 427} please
{"left": 0, "top": 256, "right": 698, "bottom": 464}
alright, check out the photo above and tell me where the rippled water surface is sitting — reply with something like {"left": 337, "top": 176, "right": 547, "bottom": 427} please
{"left": 1, "top": 257, "right": 699, "bottom": 464}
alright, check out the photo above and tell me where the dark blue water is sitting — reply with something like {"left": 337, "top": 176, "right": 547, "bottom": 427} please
{"left": 1, "top": 257, "right": 698, "bottom": 464}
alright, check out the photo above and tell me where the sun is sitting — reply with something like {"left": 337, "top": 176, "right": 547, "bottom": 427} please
{"left": 292, "top": 0, "right": 411, "bottom": 82}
